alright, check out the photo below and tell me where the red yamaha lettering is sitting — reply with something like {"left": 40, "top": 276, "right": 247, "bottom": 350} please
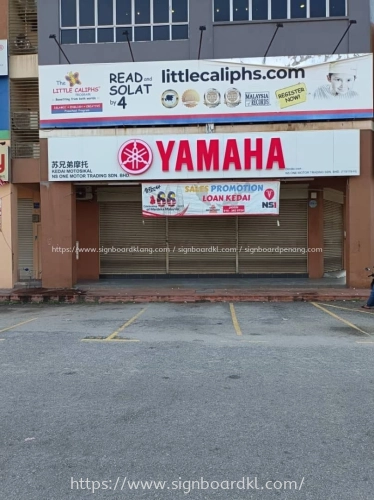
{"left": 266, "top": 138, "right": 285, "bottom": 170}
{"left": 244, "top": 138, "right": 263, "bottom": 170}
{"left": 223, "top": 139, "right": 241, "bottom": 171}
{"left": 120, "top": 136, "right": 286, "bottom": 175}
{"left": 197, "top": 140, "right": 219, "bottom": 171}
{"left": 175, "top": 140, "right": 194, "bottom": 171}
{"left": 156, "top": 140, "right": 175, "bottom": 172}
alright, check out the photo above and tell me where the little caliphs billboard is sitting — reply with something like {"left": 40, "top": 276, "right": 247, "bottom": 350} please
{"left": 39, "top": 54, "right": 373, "bottom": 128}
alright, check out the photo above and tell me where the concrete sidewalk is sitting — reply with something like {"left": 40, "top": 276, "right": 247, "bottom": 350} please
{"left": 0, "top": 277, "right": 370, "bottom": 304}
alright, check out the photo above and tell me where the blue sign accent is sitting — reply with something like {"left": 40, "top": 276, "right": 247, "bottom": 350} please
{"left": 0, "top": 76, "right": 10, "bottom": 133}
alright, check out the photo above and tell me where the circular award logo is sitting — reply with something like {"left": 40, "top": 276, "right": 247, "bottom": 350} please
{"left": 204, "top": 88, "right": 221, "bottom": 108}
{"left": 182, "top": 89, "right": 200, "bottom": 108}
{"left": 224, "top": 88, "right": 241, "bottom": 107}
{"left": 118, "top": 139, "right": 153, "bottom": 175}
{"left": 161, "top": 90, "right": 179, "bottom": 108}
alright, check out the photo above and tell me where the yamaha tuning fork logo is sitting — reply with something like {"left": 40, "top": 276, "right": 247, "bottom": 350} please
{"left": 118, "top": 139, "right": 153, "bottom": 175}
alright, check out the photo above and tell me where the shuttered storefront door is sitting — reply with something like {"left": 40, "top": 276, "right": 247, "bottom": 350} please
{"left": 238, "top": 199, "right": 308, "bottom": 273}
{"left": 168, "top": 217, "right": 237, "bottom": 274}
{"left": 18, "top": 198, "right": 34, "bottom": 280}
{"left": 323, "top": 200, "right": 343, "bottom": 272}
{"left": 99, "top": 187, "right": 166, "bottom": 274}
{"left": 98, "top": 187, "right": 308, "bottom": 276}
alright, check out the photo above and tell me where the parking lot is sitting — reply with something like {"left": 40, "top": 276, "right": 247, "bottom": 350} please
{"left": 1, "top": 301, "right": 374, "bottom": 499}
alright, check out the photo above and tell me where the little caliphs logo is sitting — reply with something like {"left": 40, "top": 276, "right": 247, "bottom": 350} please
{"left": 65, "top": 71, "right": 82, "bottom": 87}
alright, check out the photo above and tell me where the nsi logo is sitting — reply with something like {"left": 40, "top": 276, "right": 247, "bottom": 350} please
{"left": 262, "top": 202, "right": 277, "bottom": 208}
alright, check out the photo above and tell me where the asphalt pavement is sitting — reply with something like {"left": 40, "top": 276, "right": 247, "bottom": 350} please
{"left": 0, "top": 301, "right": 373, "bottom": 499}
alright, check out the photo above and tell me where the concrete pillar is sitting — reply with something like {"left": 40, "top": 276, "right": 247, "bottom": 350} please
{"left": 76, "top": 200, "right": 99, "bottom": 280}
{"left": 40, "top": 182, "right": 76, "bottom": 288}
{"left": 307, "top": 188, "right": 324, "bottom": 279}
{"left": 346, "top": 131, "right": 374, "bottom": 288}
{"left": 0, "top": 183, "right": 17, "bottom": 288}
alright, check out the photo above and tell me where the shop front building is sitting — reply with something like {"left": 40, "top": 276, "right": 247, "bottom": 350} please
{"left": 1, "top": 0, "right": 374, "bottom": 290}
{"left": 42, "top": 128, "right": 355, "bottom": 281}
{"left": 33, "top": 52, "right": 372, "bottom": 288}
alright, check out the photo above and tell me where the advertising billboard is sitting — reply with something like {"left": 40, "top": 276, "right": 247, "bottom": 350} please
{"left": 47, "top": 130, "right": 360, "bottom": 182}
{"left": 39, "top": 54, "right": 373, "bottom": 128}
{"left": 142, "top": 181, "right": 280, "bottom": 217}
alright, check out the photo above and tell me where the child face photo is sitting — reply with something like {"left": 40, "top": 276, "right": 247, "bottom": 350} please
{"left": 327, "top": 73, "right": 356, "bottom": 95}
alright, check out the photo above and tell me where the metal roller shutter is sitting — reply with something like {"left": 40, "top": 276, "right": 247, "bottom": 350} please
{"left": 323, "top": 200, "right": 343, "bottom": 272}
{"left": 238, "top": 200, "right": 308, "bottom": 273}
{"left": 98, "top": 187, "right": 308, "bottom": 276}
{"left": 99, "top": 188, "right": 167, "bottom": 274}
{"left": 168, "top": 217, "right": 237, "bottom": 274}
{"left": 18, "top": 198, "right": 34, "bottom": 280}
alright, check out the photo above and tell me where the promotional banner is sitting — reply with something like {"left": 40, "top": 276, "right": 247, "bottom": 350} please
{"left": 0, "top": 41, "right": 8, "bottom": 76}
{"left": 0, "top": 145, "right": 9, "bottom": 182}
{"left": 47, "top": 130, "right": 360, "bottom": 182}
{"left": 39, "top": 54, "right": 373, "bottom": 128}
{"left": 142, "top": 182, "right": 280, "bottom": 217}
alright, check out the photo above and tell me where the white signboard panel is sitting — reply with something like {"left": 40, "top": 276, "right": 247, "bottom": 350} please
{"left": 47, "top": 130, "right": 360, "bottom": 182}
